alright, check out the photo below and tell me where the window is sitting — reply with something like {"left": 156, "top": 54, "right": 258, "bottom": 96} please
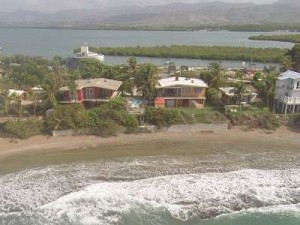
{"left": 297, "top": 81, "right": 300, "bottom": 89}
{"left": 195, "top": 87, "right": 202, "bottom": 94}
{"left": 85, "top": 88, "right": 94, "bottom": 99}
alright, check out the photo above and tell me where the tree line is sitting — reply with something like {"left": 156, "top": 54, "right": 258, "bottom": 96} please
{"left": 87, "top": 45, "right": 287, "bottom": 63}
{"left": 249, "top": 34, "right": 300, "bottom": 43}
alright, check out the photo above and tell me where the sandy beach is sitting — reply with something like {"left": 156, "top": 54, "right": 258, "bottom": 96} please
{"left": 0, "top": 126, "right": 299, "bottom": 174}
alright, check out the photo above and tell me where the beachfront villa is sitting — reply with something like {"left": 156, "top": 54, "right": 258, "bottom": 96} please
{"left": 274, "top": 70, "right": 300, "bottom": 114}
{"left": 60, "top": 78, "right": 122, "bottom": 107}
{"left": 155, "top": 76, "right": 208, "bottom": 108}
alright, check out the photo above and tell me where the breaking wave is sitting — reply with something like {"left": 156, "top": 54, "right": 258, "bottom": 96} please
{"left": 0, "top": 155, "right": 300, "bottom": 225}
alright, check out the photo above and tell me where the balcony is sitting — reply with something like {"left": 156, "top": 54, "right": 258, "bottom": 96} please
{"left": 283, "top": 96, "right": 300, "bottom": 104}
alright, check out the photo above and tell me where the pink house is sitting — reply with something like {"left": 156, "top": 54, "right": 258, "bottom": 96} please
{"left": 60, "top": 78, "right": 122, "bottom": 106}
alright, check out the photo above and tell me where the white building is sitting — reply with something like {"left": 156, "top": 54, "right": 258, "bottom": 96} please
{"left": 274, "top": 70, "right": 300, "bottom": 114}
{"left": 67, "top": 43, "right": 104, "bottom": 69}
{"left": 74, "top": 44, "right": 104, "bottom": 62}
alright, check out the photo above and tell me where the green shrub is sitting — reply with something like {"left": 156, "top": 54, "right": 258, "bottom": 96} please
{"left": 145, "top": 107, "right": 184, "bottom": 128}
{"left": 87, "top": 102, "right": 139, "bottom": 136}
{"left": 44, "top": 104, "right": 88, "bottom": 132}
{"left": 227, "top": 110, "right": 279, "bottom": 130}
{"left": 4, "top": 118, "right": 43, "bottom": 139}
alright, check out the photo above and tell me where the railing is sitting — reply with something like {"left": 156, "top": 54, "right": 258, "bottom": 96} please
{"left": 157, "top": 93, "right": 202, "bottom": 98}
{"left": 283, "top": 96, "right": 300, "bottom": 104}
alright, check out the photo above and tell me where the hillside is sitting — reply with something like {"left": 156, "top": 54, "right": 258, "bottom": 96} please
{"left": 0, "top": 0, "right": 300, "bottom": 27}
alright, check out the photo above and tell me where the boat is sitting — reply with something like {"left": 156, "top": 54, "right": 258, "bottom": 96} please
{"left": 73, "top": 43, "right": 104, "bottom": 62}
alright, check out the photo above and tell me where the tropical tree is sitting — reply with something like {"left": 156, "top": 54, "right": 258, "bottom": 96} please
{"left": 118, "top": 57, "right": 138, "bottom": 95}
{"left": 233, "top": 82, "right": 247, "bottom": 109}
{"left": 286, "top": 44, "right": 300, "bottom": 72}
{"left": 208, "top": 62, "right": 226, "bottom": 88}
{"left": 41, "top": 64, "right": 67, "bottom": 108}
{"left": 135, "top": 63, "right": 159, "bottom": 102}
{"left": 201, "top": 63, "right": 226, "bottom": 106}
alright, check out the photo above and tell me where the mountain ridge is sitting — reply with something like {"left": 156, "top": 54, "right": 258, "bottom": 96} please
{"left": 0, "top": 0, "right": 299, "bottom": 27}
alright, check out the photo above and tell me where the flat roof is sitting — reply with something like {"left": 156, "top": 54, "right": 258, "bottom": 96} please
{"left": 157, "top": 77, "right": 208, "bottom": 88}
{"left": 278, "top": 70, "right": 300, "bottom": 80}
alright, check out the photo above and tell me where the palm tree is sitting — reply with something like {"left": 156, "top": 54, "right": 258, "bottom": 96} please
{"left": 233, "top": 82, "right": 247, "bottom": 109}
{"left": 119, "top": 57, "right": 138, "bottom": 95}
{"left": 208, "top": 62, "right": 226, "bottom": 88}
{"left": 204, "top": 63, "right": 225, "bottom": 106}
{"left": 135, "top": 63, "right": 160, "bottom": 103}
{"left": 41, "top": 64, "right": 67, "bottom": 108}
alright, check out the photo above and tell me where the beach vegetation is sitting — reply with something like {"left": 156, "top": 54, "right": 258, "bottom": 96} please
{"left": 227, "top": 107, "right": 279, "bottom": 130}
{"left": 44, "top": 104, "right": 88, "bottom": 132}
{"left": 2, "top": 118, "right": 43, "bottom": 139}
{"left": 87, "top": 99, "right": 138, "bottom": 136}
{"left": 145, "top": 107, "right": 227, "bottom": 128}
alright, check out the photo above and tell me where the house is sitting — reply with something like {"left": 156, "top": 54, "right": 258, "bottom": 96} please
{"left": 274, "top": 70, "right": 300, "bottom": 114}
{"left": 155, "top": 76, "right": 208, "bottom": 108}
{"left": 219, "top": 86, "right": 257, "bottom": 105}
{"left": 60, "top": 78, "right": 122, "bottom": 107}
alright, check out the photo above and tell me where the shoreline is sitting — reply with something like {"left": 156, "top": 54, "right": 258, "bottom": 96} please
{"left": 0, "top": 126, "right": 299, "bottom": 174}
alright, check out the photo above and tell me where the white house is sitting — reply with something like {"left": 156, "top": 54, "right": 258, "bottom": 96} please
{"left": 274, "top": 70, "right": 300, "bottom": 114}
{"left": 155, "top": 76, "right": 208, "bottom": 108}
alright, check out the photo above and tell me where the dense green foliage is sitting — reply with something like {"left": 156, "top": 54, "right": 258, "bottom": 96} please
{"left": 43, "top": 98, "right": 139, "bottom": 137}
{"left": 3, "top": 118, "right": 44, "bottom": 139}
{"left": 44, "top": 104, "right": 88, "bottom": 132}
{"left": 87, "top": 98, "right": 139, "bottom": 136}
{"left": 227, "top": 108, "right": 279, "bottom": 130}
{"left": 90, "top": 45, "right": 287, "bottom": 63}
{"left": 145, "top": 107, "right": 227, "bottom": 128}
{"left": 249, "top": 34, "right": 300, "bottom": 43}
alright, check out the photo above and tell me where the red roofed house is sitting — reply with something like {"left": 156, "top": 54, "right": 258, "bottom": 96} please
{"left": 60, "top": 78, "right": 122, "bottom": 107}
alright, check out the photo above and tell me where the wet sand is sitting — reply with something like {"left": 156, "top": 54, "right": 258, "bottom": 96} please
{"left": 0, "top": 126, "right": 299, "bottom": 174}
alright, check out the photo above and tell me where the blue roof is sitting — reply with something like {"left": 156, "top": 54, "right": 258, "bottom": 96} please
{"left": 278, "top": 70, "right": 300, "bottom": 80}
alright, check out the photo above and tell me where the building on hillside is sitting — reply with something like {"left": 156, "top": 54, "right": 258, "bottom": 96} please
{"left": 219, "top": 86, "right": 258, "bottom": 105}
{"left": 155, "top": 76, "right": 208, "bottom": 108}
{"left": 274, "top": 70, "right": 300, "bottom": 114}
{"left": 67, "top": 43, "right": 104, "bottom": 69}
{"left": 60, "top": 78, "right": 122, "bottom": 107}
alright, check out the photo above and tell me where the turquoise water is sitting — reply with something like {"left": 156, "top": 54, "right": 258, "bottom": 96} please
{"left": 0, "top": 152, "right": 300, "bottom": 225}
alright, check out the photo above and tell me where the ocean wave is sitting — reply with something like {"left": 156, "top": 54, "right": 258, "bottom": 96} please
{"left": 1, "top": 155, "right": 300, "bottom": 224}
{"left": 34, "top": 169, "right": 300, "bottom": 224}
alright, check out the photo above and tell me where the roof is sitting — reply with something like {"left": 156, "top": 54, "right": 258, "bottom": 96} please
{"left": 60, "top": 78, "right": 122, "bottom": 91}
{"left": 219, "top": 87, "right": 235, "bottom": 96}
{"left": 8, "top": 89, "right": 24, "bottom": 97}
{"left": 278, "top": 70, "right": 300, "bottom": 80}
{"left": 219, "top": 86, "right": 257, "bottom": 96}
{"left": 157, "top": 77, "right": 208, "bottom": 89}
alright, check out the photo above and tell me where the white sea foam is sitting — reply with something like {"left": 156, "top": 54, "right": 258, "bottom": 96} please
{"left": 36, "top": 169, "right": 300, "bottom": 224}
{"left": 1, "top": 155, "right": 300, "bottom": 224}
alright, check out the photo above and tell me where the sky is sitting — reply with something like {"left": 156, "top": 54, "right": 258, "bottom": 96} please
{"left": 0, "top": 0, "right": 279, "bottom": 13}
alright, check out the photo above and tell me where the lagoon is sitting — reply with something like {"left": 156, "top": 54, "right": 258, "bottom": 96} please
{"left": 0, "top": 28, "right": 297, "bottom": 67}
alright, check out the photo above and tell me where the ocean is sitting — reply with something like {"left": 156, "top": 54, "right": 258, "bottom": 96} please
{"left": 0, "top": 28, "right": 297, "bottom": 67}
{"left": 0, "top": 149, "right": 300, "bottom": 225}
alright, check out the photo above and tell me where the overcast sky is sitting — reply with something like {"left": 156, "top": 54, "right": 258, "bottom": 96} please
{"left": 0, "top": 0, "right": 279, "bottom": 13}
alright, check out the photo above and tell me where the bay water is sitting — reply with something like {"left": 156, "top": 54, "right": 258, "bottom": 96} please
{"left": 0, "top": 28, "right": 297, "bottom": 67}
